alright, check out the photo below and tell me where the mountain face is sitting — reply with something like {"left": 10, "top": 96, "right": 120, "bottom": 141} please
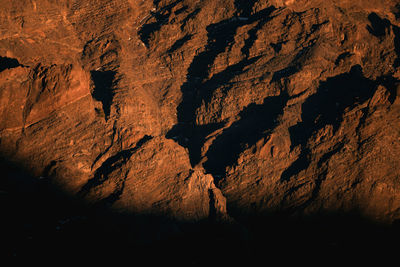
{"left": 1, "top": 0, "right": 400, "bottom": 262}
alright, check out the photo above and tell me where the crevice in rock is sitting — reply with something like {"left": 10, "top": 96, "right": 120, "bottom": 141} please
{"left": 393, "top": 24, "right": 400, "bottom": 68}
{"left": 42, "top": 160, "right": 58, "bottom": 178}
{"left": 335, "top": 52, "right": 352, "bottom": 66}
{"left": 78, "top": 135, "right": 152, "bottom": 204}
{"left": 91, "top": 121, "right": 118, "bottom": 170}
{"left": 367, "top": 12, "right": 400, "bottom": 68}
{"left": 367, "top": 12, "right": 391, "bottom": 37}
{"left": 271, "top": 66, "right": 299, "bottom": 82}
{"left": 300, "top": 169, "right": 329, "bottom": 210}
{"left": 204, "top": 92, "right": 289, "bottom": 183}
{"left": 375, "top": 75, "right": 399, "bottom": 104}
{"left": 166, "top": 6, "right": 277, "bottom": 168}
{"left": 94, "top": 175, "right": 128, "bottom": 208}
{"left": 198, "top": 57, "right": 261, "bottom": 110}
{"left": 270, "top": 45, "right": 314, "bottom": 83}
{"left": 280, "top": 149, "right": 311, "bottom": 183}
{"left": 355, "top": 107, "right": 369, "bottom": 147}
{"left": 0, "top": 56, "right": 22, "bottom": 73}
{"left": 366, "top": 12, "right": 400, "bottom": 68}
{"left": 208, "top": 188, "right": 217, "bottom": 222}
{"left": 290, "top": 65, "right": 376, "bottom": 147}
{"left": 166, "top": 17, "right": 248, "bottom": 165}
{"left": 90, "top": 70, "right": 116, "bottom": 120}
{"left": 167, "top": 122, "right": 224, "bottom": 166}
{"left": 138, "top": 0, "right": 183, "bottom": 47}
{"left": 270, "top": 41, "right": 285, "bottom": 53}
{"left": 281, "top": 65, "right": 377, "bottom": 183}
{"left": 166, "top": 34, "right": 192, "bottom": 54}
{"left": 180, "top": 7, "right": 200, "bottom": 30}
{"left": 174, "top": 5, "right": 188, "bottom": 16}
{"left": 317, "top": 143, "right": 344, "bottom": 168}
{"left": 283, "top": 149, "right": 340, "bottom": 212}
{"left": 22, "top": 64, "right": 52, "bottom": 125}
{"left": 241, "top": 6, "right": 276, "bottom": 57}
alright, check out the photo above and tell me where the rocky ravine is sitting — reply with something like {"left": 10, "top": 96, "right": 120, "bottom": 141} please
{"left": 1, "top": 0, "right": 400, "bottom": 262}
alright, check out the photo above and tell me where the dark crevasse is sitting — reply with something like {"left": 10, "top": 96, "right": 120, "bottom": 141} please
{"left": 90, "top": 70, "right": 116, "bottom": 120}
{"left": 0, "top": 56, "right": 22, "bottom": 73}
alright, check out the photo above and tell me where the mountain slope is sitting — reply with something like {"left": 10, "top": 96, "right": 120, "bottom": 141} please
{"left": 1, "top": 0, "right": 400, "bottom": 230}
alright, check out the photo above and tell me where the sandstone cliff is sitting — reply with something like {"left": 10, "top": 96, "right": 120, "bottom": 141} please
{"left": 1, "top": 0, "right": 400, "bottom": 263}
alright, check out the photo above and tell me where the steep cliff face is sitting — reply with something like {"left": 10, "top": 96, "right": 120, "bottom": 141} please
{"left": 1, "top": 0, "right": 400, "bottom": 242}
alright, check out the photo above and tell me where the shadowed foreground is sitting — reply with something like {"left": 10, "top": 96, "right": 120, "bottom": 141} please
{"left": 1, "top": 159, "right": 399, "bottom": 265}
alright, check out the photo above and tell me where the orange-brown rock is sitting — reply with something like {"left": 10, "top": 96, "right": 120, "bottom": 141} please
{"left": 1, "top": 0, "right": 400, "bottom": 234}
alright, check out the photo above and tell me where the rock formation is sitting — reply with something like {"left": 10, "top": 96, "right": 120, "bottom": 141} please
{"left": 1, "top": 0, "right": 400, "bottom": 263}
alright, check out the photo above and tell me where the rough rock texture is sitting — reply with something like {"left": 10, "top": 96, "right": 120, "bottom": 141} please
{"left": 1, "top": 0, "right": 400, "bottom": 255}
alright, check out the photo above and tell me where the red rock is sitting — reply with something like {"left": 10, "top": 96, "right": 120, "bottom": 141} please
{"left": 1, "top": 0, "right": 400, "bottom": 226}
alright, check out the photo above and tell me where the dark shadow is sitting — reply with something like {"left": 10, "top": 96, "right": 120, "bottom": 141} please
{"left": 78, "top": 135, "right": 152, "bottom": 205}
{"left": 270, "top": 42, "right": 283, "bottom": 53}
{"left": 1, "top": 156, "right": 400, "bottom": 265}
{"left": 241, "top": 6, "right": 276, "bottom": 57}
{"left": 395, "top": 4, "right": 400, "bottom": 19}
{"left": 166, "top": 6, "right": 276, "bottom": 167}
{"left": 90, "top": 70, "right": 116, "bottom": 120}
{"left": 335, "top": 52, "right": 352, "bottom": 66}
{"left": 234, "top": 0, "right": 256, "bottom": 16}
{"left": 139, "top": 16, "right": 168, "bottom": 47}
{"left": 270, "top": 45, "right": 314, "bottom": 83}
{"left": 291, "top": 65, "right": 376, "bottom": 146}
{"left": 203, "top": 92, "right": 288, "bottom": 181}
{"left": 0, "top": 156, "right": 247, "bottom": 265}
{"left": 367, "top": 12, "right": 400, "bottom": 68}
{"left": 317, "top": 143, "right": 344, "bottom": 168}
{"left": 0, "top": 56, "right": 21, "bottom": 73}
{"left": 232, "top": 211, "right": 400, "bottom": 266}
{"left": 174, "top": 5, "right": 188, "bottom": 16}
{"left": 367, "top": 12, "right": 391, "bottom": 37}
{"left": 138, "top": 0, "right": 183, "bottom": 47}
{"left": 201, "top": 57, "right": 261, "bottom": 107}
{"left": 166, "top": 16, "right": 247, "bottom": 165}
{"left": 271, "top": 66, "right": 298, "bottom": 82}
{"left": 167, "top": 122, "right": 225, "bottom": 166}
{"left": 280, "top": 65, "right": 377, "bottom": 183}
{"left": 393, "top": 24, "right": 400, "bottom": 68}
{"left": 166, "top": 34, "right": 192, "bottom": 54}
{"left": 280, "top": 148, "right": 311, "bottom": 182}
{"left": 42, "top": 160, "right": 57, "bottom": 177}
{"left": 375, "top": 75, "right": 399, "bottom": 104}
{"left": 153, "top": 0, "right": 161, "bottom": 7}
{"left": 180, "top": 7, "right": 200, "bottom": 30}
{"left": 282, "top": 142, "right": 345, "bottom": 210}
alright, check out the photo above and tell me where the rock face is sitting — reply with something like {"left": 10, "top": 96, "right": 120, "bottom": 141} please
{"left": 1, "top": 0, "right": 400, "bottom": 233}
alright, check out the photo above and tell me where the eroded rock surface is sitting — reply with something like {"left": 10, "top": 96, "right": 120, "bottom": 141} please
{"left": 1, "top": 0, "right": 400, "bottom": 230}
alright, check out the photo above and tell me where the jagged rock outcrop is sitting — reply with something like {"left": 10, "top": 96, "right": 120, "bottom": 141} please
{"left": 1, "top": 0, "right": 400, "bottom": 230}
